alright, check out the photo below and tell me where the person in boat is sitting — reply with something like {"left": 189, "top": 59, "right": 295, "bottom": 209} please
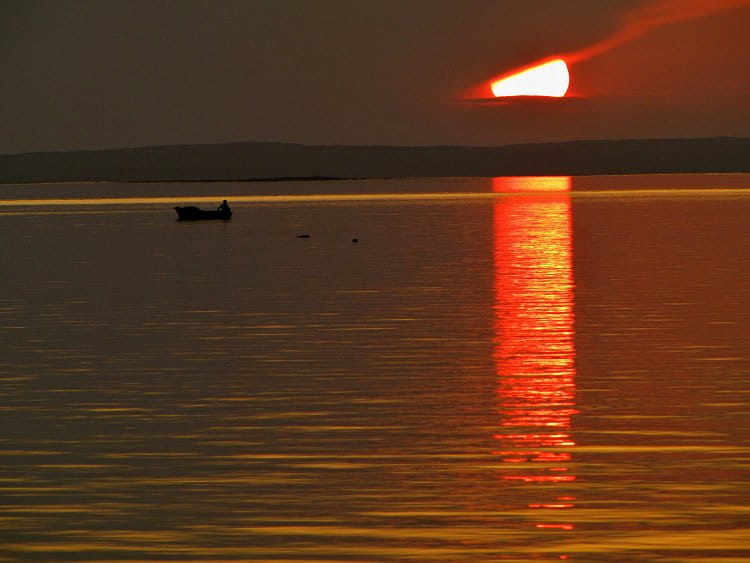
{"left": 217, "top": 200, "right": 231, "bottom": 214}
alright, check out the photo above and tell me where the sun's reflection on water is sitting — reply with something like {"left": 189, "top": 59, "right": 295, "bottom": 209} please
{"left": 491, "top": 177, "right": 577, "bottom": 532}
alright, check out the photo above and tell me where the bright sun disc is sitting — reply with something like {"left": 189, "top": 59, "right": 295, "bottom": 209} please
{"left": 491, "top": 59, "right": 569, "bottom": 98}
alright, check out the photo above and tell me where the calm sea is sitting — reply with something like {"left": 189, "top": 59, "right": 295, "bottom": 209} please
{"left": 1, "top": 175, "right": 749, "bottom": 561}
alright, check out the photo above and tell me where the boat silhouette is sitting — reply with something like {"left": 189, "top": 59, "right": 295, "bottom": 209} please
{"left": 174, "top": 204, "right": 232, "bottom": 221}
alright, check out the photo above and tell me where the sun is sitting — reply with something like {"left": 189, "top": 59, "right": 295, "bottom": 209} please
{"left": 491, "top": 59, "right": 570, "bottom": 98}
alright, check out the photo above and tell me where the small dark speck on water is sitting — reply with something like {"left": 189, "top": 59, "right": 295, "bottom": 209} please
{"left": 296, "top": 234, "right": 310, "bottom": 238}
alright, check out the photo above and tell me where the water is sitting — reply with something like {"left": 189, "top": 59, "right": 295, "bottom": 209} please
{"left": 1, "top": 175, "right": 749, "bottom": 561}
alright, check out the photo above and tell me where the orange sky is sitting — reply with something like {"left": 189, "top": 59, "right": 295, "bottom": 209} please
{"left": 1, "top": 0, "right": 748, "bottom": 152}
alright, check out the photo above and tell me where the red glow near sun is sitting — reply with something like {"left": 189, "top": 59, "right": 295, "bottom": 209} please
{"left": 491, "top": 59, "right": 570, "bottom": 98}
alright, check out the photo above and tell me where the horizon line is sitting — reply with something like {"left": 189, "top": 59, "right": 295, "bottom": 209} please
{"left": 2, "top": 135, "right": 748, "bottom": 157}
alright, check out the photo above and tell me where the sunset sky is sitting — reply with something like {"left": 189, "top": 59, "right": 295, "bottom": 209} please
{"left": 2, "top": 0, "right": 749, "bottom": 153}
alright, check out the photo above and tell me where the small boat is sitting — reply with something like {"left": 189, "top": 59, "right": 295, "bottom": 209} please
{"left": 174, "top": 205, "right": 232, "bottom": 221}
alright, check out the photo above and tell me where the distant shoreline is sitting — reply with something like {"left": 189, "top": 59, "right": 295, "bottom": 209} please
{"left": 125, "top": 171, "right": 750, "bottom": 184}
{"left": 131, "top": 175, "right": 352, "bottom": 184}
{"left": 1, "top": 137, "right": 748, "bottom": 184}
{"left": 4, "top": 172, "right": 750, "bottom": 189}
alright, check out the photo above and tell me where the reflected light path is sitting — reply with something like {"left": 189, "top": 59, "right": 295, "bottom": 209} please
{"left": 491, "top": 177, "right": 577, "bottom": 533}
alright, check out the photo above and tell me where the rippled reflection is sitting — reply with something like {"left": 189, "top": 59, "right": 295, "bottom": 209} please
{"left": 491, "top": 177, "right": 577, "bottom": 533}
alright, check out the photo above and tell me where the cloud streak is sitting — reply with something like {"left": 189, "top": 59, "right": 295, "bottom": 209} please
{"left": 566, "top": 0, "right": 750, "bottom": 63}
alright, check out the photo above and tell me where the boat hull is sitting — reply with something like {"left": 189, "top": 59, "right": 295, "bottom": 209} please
{"left": 174, "top": 206, "right": 232, "bottom": 221}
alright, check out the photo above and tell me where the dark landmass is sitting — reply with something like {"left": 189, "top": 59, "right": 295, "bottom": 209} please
{"left": 1, "top": 137, "right": 748, "bottom": 184}
{"left": 242, "top": 175, "right": 344, "bottom": 182}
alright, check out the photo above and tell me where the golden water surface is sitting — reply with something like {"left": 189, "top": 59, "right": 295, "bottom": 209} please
{"left": 1, "top": 176, "right": 749, "bottom": 561}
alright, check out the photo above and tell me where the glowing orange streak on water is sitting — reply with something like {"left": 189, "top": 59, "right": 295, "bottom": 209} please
{"left": 492, "top": 176, "right": 576, "bottom": 532}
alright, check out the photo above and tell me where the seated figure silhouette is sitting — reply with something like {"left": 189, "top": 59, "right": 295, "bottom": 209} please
{"left": 217, "top": 200, "right": 231, "bottom": 214}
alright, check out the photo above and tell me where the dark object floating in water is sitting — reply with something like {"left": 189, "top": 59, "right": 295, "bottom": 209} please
{"left": 352, "top": 238, "right": 359, "bottom": 243}
{"left": 296, "top": 234, "right": 310, "bottom": 238}
{"left": 174, "top": 204, "right": 232, "bottom": 221}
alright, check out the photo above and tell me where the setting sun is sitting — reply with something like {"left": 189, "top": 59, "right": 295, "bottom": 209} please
{"left": 491, "top": 59, "right": 570, "bottom": 98}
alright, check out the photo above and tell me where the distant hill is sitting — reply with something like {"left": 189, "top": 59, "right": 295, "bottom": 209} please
{"left": 1, "top": 137, "right": 748, "bottom": 183}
